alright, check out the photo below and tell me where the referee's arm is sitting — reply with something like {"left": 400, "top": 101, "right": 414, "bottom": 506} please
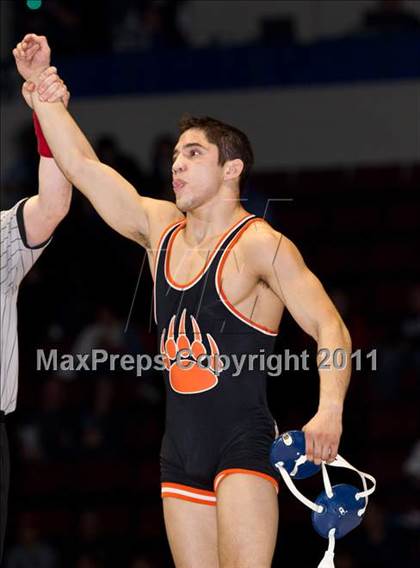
{"left": 21, "top": 79, "right": 72, "bottom": 247}
{"left": 0, "top": 145, "right": 71, "bottom": 292}
{"left": 23, "top": 156, "right": 72, "bottom": 247}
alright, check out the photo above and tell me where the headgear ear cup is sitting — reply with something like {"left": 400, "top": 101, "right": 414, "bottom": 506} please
{"left": 270, "top": 431, "right": 376, "bottom": 568}
{"left": 270, "top": 430, "right": 321, "bottom": 479}
{"left": 312, "top": 484, "right": 366, "bottom": 539}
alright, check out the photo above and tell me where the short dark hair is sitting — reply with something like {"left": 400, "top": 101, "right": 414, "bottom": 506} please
{"left": 178, "top": 114, "right": 254, "bottom": 192}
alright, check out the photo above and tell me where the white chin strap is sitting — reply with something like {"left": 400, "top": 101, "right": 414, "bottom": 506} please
{"left": 274, "top": 454, "right": 376, "bottom": 568}
{"left": 317, "top": 528, "right": 336, "bottom": 568}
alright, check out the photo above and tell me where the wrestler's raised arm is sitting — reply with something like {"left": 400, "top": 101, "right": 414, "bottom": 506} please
{"left": 13, "top": 34, "right": 183, "bottom": 248}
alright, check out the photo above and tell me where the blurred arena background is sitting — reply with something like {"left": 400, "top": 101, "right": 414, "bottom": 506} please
{"left": 0, "top": 0, "right": 419, "bottom": 566}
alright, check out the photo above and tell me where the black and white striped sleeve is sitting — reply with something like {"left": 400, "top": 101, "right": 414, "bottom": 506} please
{"left": 0, "top": 199, "right": 51, "bottom": 293}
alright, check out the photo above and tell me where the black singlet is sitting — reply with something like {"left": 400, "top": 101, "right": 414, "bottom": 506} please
{"left": 154, "top": 213, "right": 279, "bottom": 504}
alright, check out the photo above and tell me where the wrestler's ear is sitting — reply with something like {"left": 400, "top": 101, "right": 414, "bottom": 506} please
{"left": 224, "top": 159, "right": 244, "bottom": 183}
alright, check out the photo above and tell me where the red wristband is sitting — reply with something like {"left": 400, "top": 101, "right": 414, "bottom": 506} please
{"left": 33, "top": 112, "right": 53, "bottom": 158}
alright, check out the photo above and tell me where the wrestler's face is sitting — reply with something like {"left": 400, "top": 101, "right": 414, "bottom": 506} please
{"left": 172, "top": 129, "right": 224, "bottom": 212}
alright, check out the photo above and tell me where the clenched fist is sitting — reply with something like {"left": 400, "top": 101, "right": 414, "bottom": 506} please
{"left": 13, "top": 33, "right": 51, "bottom": 82}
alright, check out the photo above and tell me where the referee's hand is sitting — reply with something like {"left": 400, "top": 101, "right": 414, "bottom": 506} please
{"left": 22, "top": 71, "right": 71, "bottom": 109}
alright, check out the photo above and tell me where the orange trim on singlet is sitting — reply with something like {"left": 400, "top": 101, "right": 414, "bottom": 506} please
{"left": 161, "top": 482, "right": 216, "bottom": 497}
{"left": 153, "top": 218, "right": 185, "bottom": 283}
{"left": 161, "top": 492, "right": 217, "bottom": 506}
{"left": 161, "top": 482, "right": 217, "bottom": 506}
{"left": 214, "top": 468, "right": 279, "bottom": 493}
{"left": 164, "top": 214, "right": 254, "bottom": 289}
{"left": 216, "top": 218, "right": 279, "bottom": 336}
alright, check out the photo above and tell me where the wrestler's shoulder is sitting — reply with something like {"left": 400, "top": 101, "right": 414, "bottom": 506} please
{"left": 239, "top": 218, "right": 300, "bottom": 268}
{"left": 143, "top": 199, "right": 184, "bottom": 248}
{"left": 147, "top": 200, "right": 184, "bottom": 231}
{"left": 240, "top": 218, "right": 284, "bottom": 251}
{"left": 143, "top": 197, "right": 183, "bottom": 221}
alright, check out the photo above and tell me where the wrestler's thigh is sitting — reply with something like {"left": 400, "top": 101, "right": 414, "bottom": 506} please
{"left": 163, "top": 497, "right": 219, "bottom": 568}
{"left": 216, "top": 474, "right": 278, "bottom": 568}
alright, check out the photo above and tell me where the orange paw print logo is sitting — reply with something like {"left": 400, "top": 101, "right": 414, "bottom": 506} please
{"left": 160, "top": 308, "right": 224, "bottom": 394}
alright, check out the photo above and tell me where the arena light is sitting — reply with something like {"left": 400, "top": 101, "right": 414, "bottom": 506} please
{"left": 26, "top": 0, "right": 42, "bottom": 9}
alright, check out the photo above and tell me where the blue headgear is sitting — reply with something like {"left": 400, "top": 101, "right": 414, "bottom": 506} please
{"left": 271, "top": 430, "right": 376, "bottom": 568}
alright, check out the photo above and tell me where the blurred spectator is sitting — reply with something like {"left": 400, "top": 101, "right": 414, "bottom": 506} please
{"left": 3, "top": 123, "right": 38, "bottom": 208}
{"left": 38, "top": 379, "right": 77, "bottom": 460}
{"left": 14, "top": 0, "right": 111, "bottom": 55}
{"left": 403, "top": 438, "right": 420, "bottom": 483}
{"left": 149, "top": 134, "right": 176, "bottom": 200}
{"left": 79, "top": 379, "right": 118, "bottom": 457}
{"left": 127, "top": 506, "right": 166, "bottom": 566}
{"left": 16, "top": 422, "right": 43, "bottom": 462}
{"left": 330, "top": 289, "right": 373, "bottom": 350}
{"left": 112, "top": 2, "right": 154, "bottom": 53}
{"left": 372, "top": 282, "right": 420, "bottom": 400}
{"left": 112, "top": 1, "right": 186, "bottom": 53}
{"left": 72, "top": 306, "right": 127, "bottom": 356}
{"left": 73, "top": 512, "right": 107, "bottom": 566}
{"left": 401, "top": 283, "right": 420, "bottom": 356}
{"left": 363, "top": 0, "right": 420, "bottom": 33}
{"left": 372, "top": 329, "right": 405, "bottom": 400}
{"left": 352, "top": 503, "right": 407, "bottom": 567}
{"left": 41, "top": 0, "right": 84, "bottom": 54}
{"left": 95, "top": 135, "right": 145, "bottom": 191}
{"left": 259, "top": 17, "right": 295, "bottom": 46}
{"left": 395, "top": 508, "right": 420, "bottom": 563}
{"left": 130, "top": 556, "right": 153, "bottom": 568}
{"left": 75, "top": 556, "right": 103, "bottom": 568}
{"left": 333, "top": 550, "right": 357, "bottom": 568}
{"left": 5, "top": 516, "right": 57, "bottom": 568}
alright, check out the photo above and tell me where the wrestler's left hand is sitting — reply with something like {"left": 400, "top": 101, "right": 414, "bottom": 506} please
{"left": 302, "top": 407, "right": 342, "bottom": 465}
{"left": 13, "top": 33, "right": 51, "bottom": 82}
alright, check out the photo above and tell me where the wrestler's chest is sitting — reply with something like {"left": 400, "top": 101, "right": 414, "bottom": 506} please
{"left": 170, "top": 239, "right": 256, "bottom": 297}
